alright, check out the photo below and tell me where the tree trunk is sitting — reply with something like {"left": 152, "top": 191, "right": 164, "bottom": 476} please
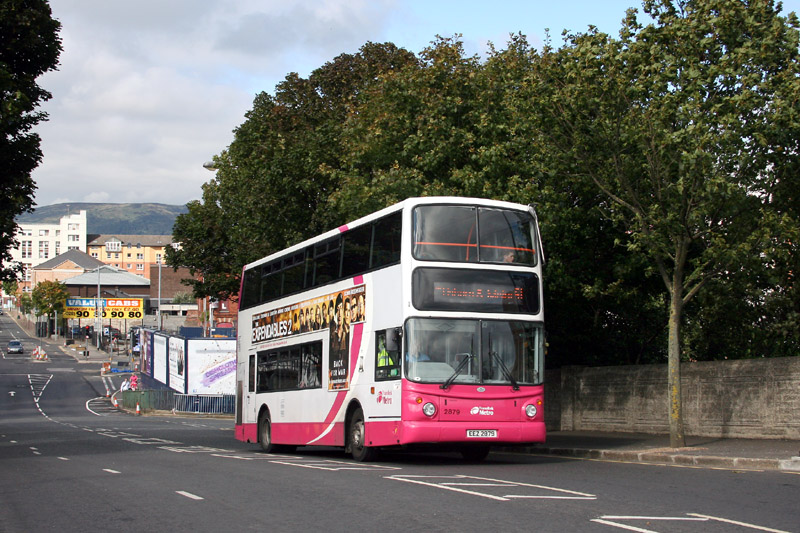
{"left": 667, "top": 283, "right": 686, "bottom": 448}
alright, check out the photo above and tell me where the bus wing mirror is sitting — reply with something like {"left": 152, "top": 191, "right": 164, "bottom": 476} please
{"left": 385, "top": 327, "right": 401, "bottom": 352}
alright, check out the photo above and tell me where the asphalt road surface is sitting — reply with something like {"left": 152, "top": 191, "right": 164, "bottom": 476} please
{"left": 1, "top": 313, "right": 798, "bottom": 532}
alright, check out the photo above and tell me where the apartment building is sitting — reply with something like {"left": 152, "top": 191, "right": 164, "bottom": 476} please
{"left": 87, "top": 234, "right": 174, "bottom": 281}
{"left": 7, "top": 210, "right": 88, "bottom": 292}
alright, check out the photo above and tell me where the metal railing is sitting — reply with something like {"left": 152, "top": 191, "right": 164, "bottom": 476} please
{"left": 119, "top": 390, "right": 235, "bottom": 414}
{"left": 173, "top": 393, "right": 235, "bottom": 414}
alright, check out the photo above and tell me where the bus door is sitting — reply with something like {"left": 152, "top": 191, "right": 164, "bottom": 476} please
{"left": 243, "top": 354, "right": 256, "bottom": 424}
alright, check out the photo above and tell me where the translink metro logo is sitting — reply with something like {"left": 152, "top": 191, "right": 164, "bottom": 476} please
{"left": 470, "top": 406, "right": 494, "bottom": 416}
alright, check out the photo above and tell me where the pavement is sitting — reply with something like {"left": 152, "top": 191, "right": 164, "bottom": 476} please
{"left": 508, "top": 431, "right": 800, "bottom": 472}
{"left": 7, "top": 313, "right": 800, "bottom": 472}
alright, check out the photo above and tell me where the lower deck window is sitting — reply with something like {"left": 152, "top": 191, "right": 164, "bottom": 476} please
{"left": 256, "top": 340, "right": 322, "bottom": 392}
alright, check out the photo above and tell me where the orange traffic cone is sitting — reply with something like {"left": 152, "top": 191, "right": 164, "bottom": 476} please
{"left": 135, "top": 402, "right": 141, "bottom": 415}
{"left": 112, "top": 396, "right": 118, "bottom": 408}
{"left": 105, "top": 387, "right": 110, "bottom": 398}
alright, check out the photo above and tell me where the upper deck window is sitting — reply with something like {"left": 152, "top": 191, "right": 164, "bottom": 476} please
{"left": 413, "top": 205, "right": 537, "bottom": 265}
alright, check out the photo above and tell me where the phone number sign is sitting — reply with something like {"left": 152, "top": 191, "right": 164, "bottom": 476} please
{"left": 63, "top": 298, "right": 144, "bottom": 319}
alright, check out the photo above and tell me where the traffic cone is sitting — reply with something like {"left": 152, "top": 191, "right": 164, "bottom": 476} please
{"left": 135, "top": 402, "right": 141, "bottom": 415}
{"left": 112, "top": 396, "right": 118, "bottom": 408}
{"left": 105, "top": 386, "right": 110, "bottom": 398}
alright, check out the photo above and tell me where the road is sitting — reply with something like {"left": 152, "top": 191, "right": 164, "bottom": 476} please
{"left": 1, "top": 313, "right": 798, "bottom": 533}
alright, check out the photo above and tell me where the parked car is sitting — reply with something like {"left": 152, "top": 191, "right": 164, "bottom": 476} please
{"left": 7, "top": 340, "right": 23, "bottom": 354}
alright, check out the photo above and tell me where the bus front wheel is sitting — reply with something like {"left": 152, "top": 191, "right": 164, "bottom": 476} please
{"left": 349, "top": 408, "right": 377, "bottom": 462}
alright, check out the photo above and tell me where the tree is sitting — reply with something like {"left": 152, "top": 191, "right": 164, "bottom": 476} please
{"left": 330, "top": 36, "right": 486, "bottom": 218}
{"left": 169, "top": 42, "right": 416, "bottom": 299}
{"left": 31, "top": 279, "right": 69, "bottom": 335}
{"left": 18, "top": 291, "right": 32, "bottom": 314}
{"left": 0, "top": 0, "right": 62, "bottom": 282}
{"left": 332, "top": 35, "right": 670, "bottom": 366}
{"left": 530, "top": 0, "right": 800, "bottom": 446}
{"left": 2, "top": 279, "right": 18, "bottom": 296}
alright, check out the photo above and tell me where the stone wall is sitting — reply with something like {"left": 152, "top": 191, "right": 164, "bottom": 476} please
{"left": 545, "top": 356, "right": 800, "bottom": 439}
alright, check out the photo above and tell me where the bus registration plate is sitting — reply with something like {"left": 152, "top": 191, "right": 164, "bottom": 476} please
{"left": 466, "top": 429, "right": 497, "bottom": 438}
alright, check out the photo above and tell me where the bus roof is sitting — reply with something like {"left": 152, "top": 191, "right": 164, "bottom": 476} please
{"left": 242, "top": 196, "right": 533, "bottom": 272}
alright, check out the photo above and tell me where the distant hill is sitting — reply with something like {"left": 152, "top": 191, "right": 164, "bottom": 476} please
{"left": 17, "top": 203, "right": 188, "bottom": 235}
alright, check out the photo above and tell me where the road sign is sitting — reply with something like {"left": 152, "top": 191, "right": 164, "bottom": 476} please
{"left": 63, "top": 298, "right": 144, "bottom": 319}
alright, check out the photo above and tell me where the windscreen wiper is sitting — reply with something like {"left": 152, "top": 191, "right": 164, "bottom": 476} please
{"left": 491, "top": 351, "right": 519, "bottom": 391}
{"left": 440, "top": 353, "right": 473, "bottom": 390}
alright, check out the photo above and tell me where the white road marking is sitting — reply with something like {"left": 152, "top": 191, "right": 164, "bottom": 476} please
{"left": 209, "top": 453, "right": 276, "bottom": 461}
{"left": 103, "top": 469, "right": 121, "bottom": 474}
{"left": 270, "top": 459, "right": 401, "bottom": 471}
{"left": 58, "top": 457, "right": 69, "bottom": 461}
{"left": 591, "top": 519, "right": 659, "bottom": 533}
{"left": 601, "top": 516, "right": 707, "bottom": 521}
{"left": 594, "top": 514, "right": 789, "bottom": 533}
{"left": 442, "top": 483, "right": 511, "bottom": 487}
{"left": 687, "top": 513, "right": 791, "bottom": 533}
{"left": 159, "top": 446, "right": 234, "bottom": 454}
{"left": 387, "top": 475, "right": 509, "bottom": 501}
{"left": 176, "top": 491, "right": 204, "bottom": 500}
{"left": 86, "top": 397, "right": 105, "bottom": 416}
{"left": 386, "top": 474, "right": 595, "bottom": 502}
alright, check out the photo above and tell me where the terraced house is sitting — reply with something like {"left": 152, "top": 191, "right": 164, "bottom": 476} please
{"left": 86, "top": 234, "right": 175, "bottom": 281}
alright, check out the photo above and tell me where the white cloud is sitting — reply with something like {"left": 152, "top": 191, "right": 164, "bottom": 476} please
{"left": 32, "top": 0, "right": 397, "bottom": 207}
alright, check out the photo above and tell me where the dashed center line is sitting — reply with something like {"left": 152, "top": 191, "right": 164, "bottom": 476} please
{"left": 103, "top": 469, "right": 121, "bottom": 474}
{"left": 176, "top": 491, "right": 204, "bottom": 500}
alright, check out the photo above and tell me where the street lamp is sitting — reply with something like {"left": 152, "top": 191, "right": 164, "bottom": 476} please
{"left": 203, "top": 160, "right": 218, "bottom": 337}
{"left": 96, "top": 267, "right": 102, "bottom": 349}
{"left": 157, "top": 258, "right": 162, "bottom": 330}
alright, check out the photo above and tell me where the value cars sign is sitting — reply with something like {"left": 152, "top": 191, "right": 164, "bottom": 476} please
{"left": 63, "top": 298, "right": 144, "bottom": 319}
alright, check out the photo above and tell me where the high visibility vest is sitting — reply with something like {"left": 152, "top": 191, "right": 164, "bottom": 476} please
{"left": 377, "top": 349, "right": 394, "bottom": 367}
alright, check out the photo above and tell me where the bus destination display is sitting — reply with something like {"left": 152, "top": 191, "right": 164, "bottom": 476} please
{"left": 413, "top": 268, "right": 539, "bottom": 314}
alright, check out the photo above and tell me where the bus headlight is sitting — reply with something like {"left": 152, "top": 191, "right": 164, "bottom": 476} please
{"left": 525, "top": 404, "right": 538, "bottom": 418}
{"left": 422, "top": 402, "right": 436, "bottom": 417}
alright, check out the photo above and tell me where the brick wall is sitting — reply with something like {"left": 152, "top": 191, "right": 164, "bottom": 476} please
{"left": 546, "top": 356, "right": 800, "bottom": 439}
{"left": 149, "top": 265, "right": 193, "bottom": 299}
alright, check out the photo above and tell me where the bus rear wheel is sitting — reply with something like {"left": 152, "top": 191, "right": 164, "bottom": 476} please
{"left": 349, "top": 408, "right": 377, "bottom": 462}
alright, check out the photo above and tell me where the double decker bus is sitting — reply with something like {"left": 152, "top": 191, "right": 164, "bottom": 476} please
{"left": 235, "top": 197, "right": 545, "bottom": 461}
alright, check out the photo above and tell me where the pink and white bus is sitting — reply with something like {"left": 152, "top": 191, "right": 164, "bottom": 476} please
{"left": 235, "top": 197, "right": 545, "bottom": 461}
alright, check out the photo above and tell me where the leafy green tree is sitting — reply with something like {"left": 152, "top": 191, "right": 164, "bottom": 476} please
{"left": 330, "top": 37, "right": 486, "bottom": 218}
{"left": 170, "top": 291, "right": 196, "bottom": 305}
{"left": 2, "top": 279, "right": 18, "bottom": 296}
{"left": 0, "top": 0, "right": 61, "bottom": 282}
{"left": 31, "top": 279, "right": 69, "bottom": 334}
{"left": 529, "top": 0, "right": 800, "bottom": 446}
{"left": 332, "top": 35, "right": 668, "bottom": 366}
{"left": 18, "top": 291, "right": 32, "bottom": 314}
{"left": 170, "top": 42, "right": 416, "bottom": 299}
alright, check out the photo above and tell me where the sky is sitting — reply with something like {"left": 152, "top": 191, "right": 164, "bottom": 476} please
{"left": 32, "top": 0, "right": 800, "bottom": 208}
